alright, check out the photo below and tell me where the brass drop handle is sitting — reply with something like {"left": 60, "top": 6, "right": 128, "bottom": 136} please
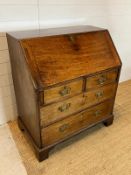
{"left": 95, "top": 110, "right": 101, "bottom": 117}
{"left": 59, "top": 123, "right": 69, "bottom": 132}
{"left": 58, "top": 103, "right": 71, "bottom": 112}
{"left": 95, "top": 91, "right": 104, "bottom": 98}
{"left": 59, "top": 86, "right": 71, "bottom": 96}
{"left": 98, "top": 75, "right": 107, "bottom": 85}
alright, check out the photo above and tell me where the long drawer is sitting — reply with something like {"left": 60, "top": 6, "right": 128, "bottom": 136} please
{"left": 40, "top": 83, "right": 117, "bottom": 127}
{"left": 42, "top": 100, "right": 113, "bottom": 146}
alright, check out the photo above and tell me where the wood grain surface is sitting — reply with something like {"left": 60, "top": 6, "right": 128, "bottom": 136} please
{"left": 8, "top": 80, "right": 131, "bottom": 175}
{"left": 86, "top": 69, "right": 118, "bottom": 90}
{"left": 44, "top": 78, "right": 83, "bottom": 104}
{"left": 7, "top": 34, "right": 41, "bottom": 147}
{"left": 42, "top": 100, "right": 113, "bottom": 146}
{"left": 20, "top": 30, "right": 121, "bottom": 88}
{"left": 40, "top": 83, "right": 117, "bottom": 127}
{"left": 7, "top": 26, "right": 122, "bottom": 161}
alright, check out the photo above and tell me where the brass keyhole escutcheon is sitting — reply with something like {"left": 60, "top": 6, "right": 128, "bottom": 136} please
{"left": 81, "top": 95, "right": 88, "bottom": 106}
{"left": 69, "top": 35, "right": 76, "bottom": 45}
{"left": 68, "top": 34, "right": 79, "bottom": 51}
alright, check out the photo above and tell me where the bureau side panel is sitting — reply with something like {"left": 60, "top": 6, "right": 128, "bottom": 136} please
{"left": 7, "top": 34, "right": 41, "bottom": 147}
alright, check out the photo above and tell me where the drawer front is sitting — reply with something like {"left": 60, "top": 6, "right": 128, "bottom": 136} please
{"left": 86, "top": 69, "right": 118, "bottom": 90}
{"left": 44, "top": 79, "right": 83, "bottom": 104}
{"left": 40, "top": 83, "right": 117, "bottom": 127}
{"left": 42, "top": 100, "right": 113, "bottom": 146}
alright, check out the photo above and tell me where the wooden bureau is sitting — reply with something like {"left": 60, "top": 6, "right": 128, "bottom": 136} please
{"left": 7, "top": 25, "right": 122, "bottom": 161}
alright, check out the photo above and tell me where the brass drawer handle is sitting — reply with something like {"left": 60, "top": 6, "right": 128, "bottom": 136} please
{"left": 98, "top": 75, "right": 107, "bottom": 85}
{"left": 95, "top": 91, "right": 104, "bottom": 98}
{"left": 59, "top": 86, "right": 71, "bottom": 96}
{"left": 59, "top": 123, "right": 69, "bottom": 132}
{"left": 95, "top": 110, "right": 101, "bottom": 117}
{"left": 58, "top": 103, "right": 71, "bottom": 112}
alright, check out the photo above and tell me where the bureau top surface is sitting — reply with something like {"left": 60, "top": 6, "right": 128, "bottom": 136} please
{"left": 8, "top": 25, "right": 103, "bottom": 39}
{"left": 8, "top": 26, "right": 121, "bottom": 89}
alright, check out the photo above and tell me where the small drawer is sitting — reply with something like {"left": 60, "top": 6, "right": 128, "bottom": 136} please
{"left": 40, "top": 83, "right": 117, "bottom": 127}
{"left": 44, "top": 79, "right": 83, "bottom": 104}
{"left": 86, "top": 69, "right": 118, "bottom": 90}
{"left": 41, "top": 100, "right": 113, "bottom": 146}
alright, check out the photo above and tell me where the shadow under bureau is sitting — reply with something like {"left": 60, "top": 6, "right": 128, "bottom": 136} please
{"left": 7, "top": 25, "right": 122, "bottom": 161}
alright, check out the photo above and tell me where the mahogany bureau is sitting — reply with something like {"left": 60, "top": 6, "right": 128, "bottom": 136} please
{"left": 7, "top": 26, "right": 122, "bottom": 161}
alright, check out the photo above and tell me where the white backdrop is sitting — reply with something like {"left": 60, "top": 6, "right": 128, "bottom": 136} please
{"left": 0, "top": 0, "right": 131, "bottom": 124}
